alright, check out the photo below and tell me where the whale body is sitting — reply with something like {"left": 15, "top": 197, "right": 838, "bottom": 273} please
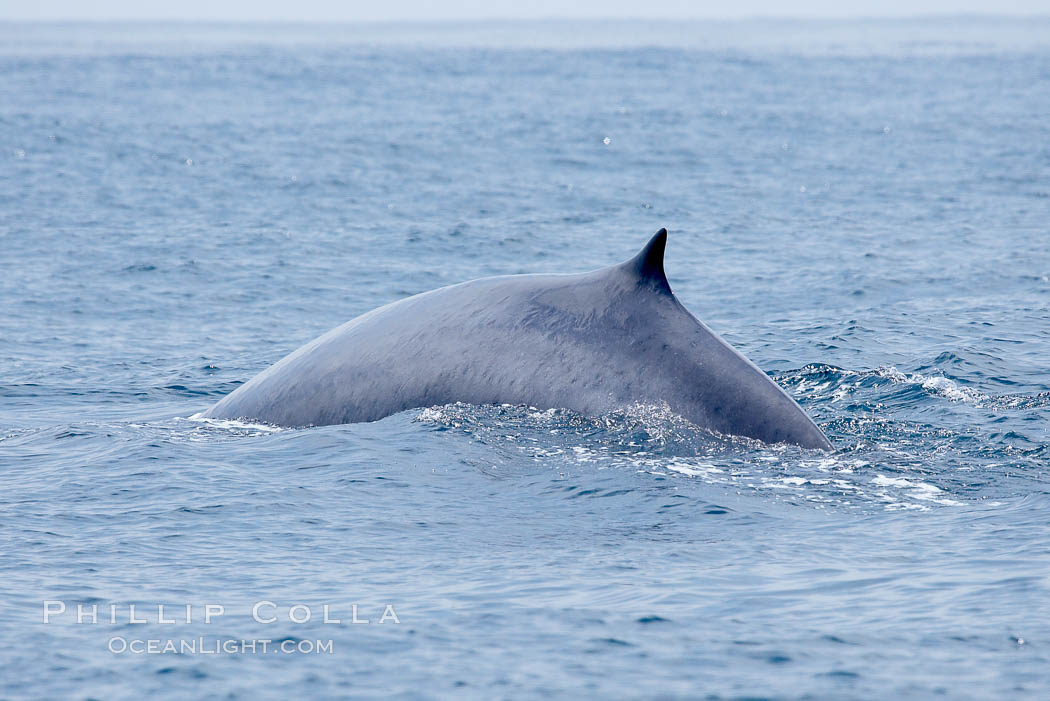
{"left": 204, "top": 230, "right": 832, "bottom": 450}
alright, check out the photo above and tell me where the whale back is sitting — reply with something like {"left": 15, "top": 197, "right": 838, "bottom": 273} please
{"left": 204, "top": 230, "right": 831, "bottom": 450}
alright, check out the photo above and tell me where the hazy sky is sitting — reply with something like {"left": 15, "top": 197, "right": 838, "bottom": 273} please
{"left": 2, "top": 0, "right": 1047, "bottom": 21}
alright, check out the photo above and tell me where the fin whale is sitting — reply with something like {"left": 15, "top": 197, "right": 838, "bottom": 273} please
{"left": 204, "top": 230, "right": 832, "bottom": 450}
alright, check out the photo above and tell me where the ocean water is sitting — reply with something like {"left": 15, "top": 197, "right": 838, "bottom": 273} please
{"left": 2, "top": 18, "right": 1050, "bottom": 699}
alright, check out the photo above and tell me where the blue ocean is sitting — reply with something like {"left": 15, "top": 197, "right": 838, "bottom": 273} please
{"left": 2, "top": 18, "right": 1049, "bottom": 699}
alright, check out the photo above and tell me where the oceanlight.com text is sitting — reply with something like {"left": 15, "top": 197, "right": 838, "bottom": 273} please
{"left": 107, "top": 637, "right": 334, "bottom": 655}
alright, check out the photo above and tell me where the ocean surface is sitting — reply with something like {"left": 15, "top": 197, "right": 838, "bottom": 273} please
{"left": 2, "top": 18, "right": 1050, "bottom": 699}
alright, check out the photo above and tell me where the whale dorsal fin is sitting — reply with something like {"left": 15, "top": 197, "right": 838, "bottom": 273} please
{"left": 622, "top": 228, "right": 671, "bottom": 293}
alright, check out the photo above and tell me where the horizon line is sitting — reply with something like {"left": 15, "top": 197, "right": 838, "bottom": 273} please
{"left": 3, "top": 12, "right": 1050, "bottom": 24}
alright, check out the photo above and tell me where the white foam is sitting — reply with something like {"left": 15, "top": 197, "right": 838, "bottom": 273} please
{"left": 415, "top": 406, "right": 446, "bottom": 422}
{"left": 872, "top": 474, "right": 962, "bottom": 506}
{"left": 666, "top": 462, "right": 724, "bottom": 478}
{"left": 919, "top": 375, "right": 981, "bottom": 402}
{"left": 182, "top": 413, "right": 284, "bottom": 433}
{"left": 874, "top": 366, "right": 983, "bottom": 404}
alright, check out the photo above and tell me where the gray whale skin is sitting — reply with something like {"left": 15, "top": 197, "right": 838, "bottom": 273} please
{"left": 204, "top": 230, "right": 832, "bottom": 450}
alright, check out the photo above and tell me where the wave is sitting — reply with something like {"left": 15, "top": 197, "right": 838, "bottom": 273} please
{"left": 784, "top": 363, "right": 1050, "bottom": 410}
